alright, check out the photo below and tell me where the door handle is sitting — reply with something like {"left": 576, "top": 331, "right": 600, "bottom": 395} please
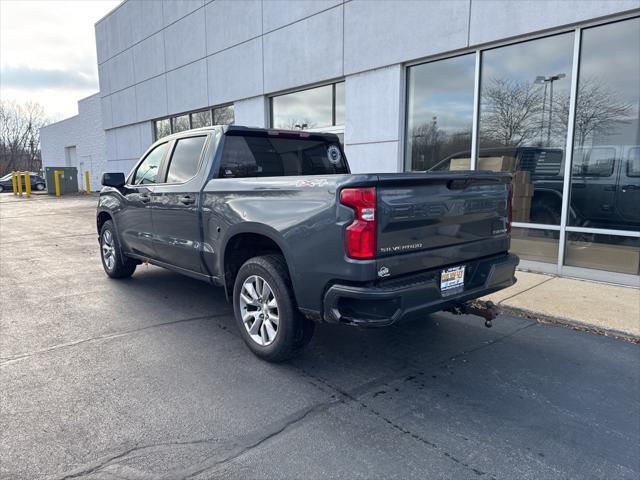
{"left": 179, "top": 195, "right": 196, "bottom": 205}
{"left": 621, "top": 185, "right": 639, "bottom": 192}
{"left": 139, "top": 194, "right": 151, "bottom": 203}
{"left": 572, "top": 184, "right": 586, "bottom": 189}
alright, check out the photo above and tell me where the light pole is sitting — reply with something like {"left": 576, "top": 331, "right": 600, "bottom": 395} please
{"left": 534, "top": 73, "right": 566, "bottom": 145}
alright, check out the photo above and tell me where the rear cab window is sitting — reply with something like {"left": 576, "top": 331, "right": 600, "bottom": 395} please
{"left": 165, "top": 135, "right": 207, "bottom": 183}
{"left": 218, "top": 131, "right": 348, "bottom": 178}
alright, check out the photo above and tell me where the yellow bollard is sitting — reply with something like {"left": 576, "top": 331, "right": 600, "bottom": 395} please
{"left": 54, "top": 170, "right": 63, "bottom": 197}
{"left": 17, "top": 172, "right": 23, "bottom": 197}
{"left": 11, "top": 172, "right": 18, "bottom": 195}
{"left": 23, "top": 172, "right": 31, "bottom": 197}
{"left": 85, "top": 170, "right": 91, "bottom": 193}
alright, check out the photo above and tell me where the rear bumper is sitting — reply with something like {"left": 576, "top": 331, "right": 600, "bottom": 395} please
{"left": 322, "top": 253, "right": 519, "bottom": 326}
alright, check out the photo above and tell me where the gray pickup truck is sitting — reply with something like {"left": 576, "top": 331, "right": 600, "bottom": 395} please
{"left": 97, "top": 126, "right": 518, "bottom": 361}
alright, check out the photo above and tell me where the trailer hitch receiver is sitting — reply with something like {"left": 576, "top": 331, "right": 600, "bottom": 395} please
{"left": 448, "top": 300, "right": 500, "bottom": 328}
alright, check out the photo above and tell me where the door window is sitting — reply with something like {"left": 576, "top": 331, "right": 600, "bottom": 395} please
{"left": 165, "top": 136, "right": 207, "bottom": 183}
{"left": 133, "top": 143, "right": 168, "bottom": 185}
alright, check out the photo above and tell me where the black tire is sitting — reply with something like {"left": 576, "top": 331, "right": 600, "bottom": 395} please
{"left": 233, "top": 254, "right": 311, "bottom": 362}
{"left": 35, "top": 183, "right": 45, "bottom": 191}
{"left": 99, "top": 220, "right": 137, "bottom": 279}
{"left": 0, "top": 185, "right": 4, "bottom": 193}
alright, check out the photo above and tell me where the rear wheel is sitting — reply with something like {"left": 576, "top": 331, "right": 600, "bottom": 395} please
{"left": 233, "top": 255, "right": 312, "bottom": 362}
{"left": 0, "top": 185, "right": 4, "bottom": 193}
{"left": 35, "top": 183, "right": 45, "bottom": 191}
{"left": 100, "top": 220, "right": 136, "bottom": 278}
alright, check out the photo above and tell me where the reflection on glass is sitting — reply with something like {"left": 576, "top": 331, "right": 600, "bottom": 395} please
{"left": 272, "top": 85, "right": 333, "bottom": 129}
{"left": 477, "top": 33, "right": 574, "bottom": 227}
{"left": 405, "top": 54, "right": 475, "bottom": 171}
{"left": 565, "top": 232, "right": 639, "bottom": 275}
{"left": 569, "top": 18, "right": 640, "bottom": 232}
{"left": 510, "top": 227, "right": 559, "bottom": 264}
{"left": 191, "top": 110, "right": 212, "bottom": 129}
{"left": 172, "top": 114, "right": 190, "bottom": 133}
{"left": 335, "top": 82, "right": 345, "bottom": 126}
{"left": 155, "top": 118, "right": 171, "bottom": 140}
{"left": 214, "top": 105, "right": 234, "bottom": 125}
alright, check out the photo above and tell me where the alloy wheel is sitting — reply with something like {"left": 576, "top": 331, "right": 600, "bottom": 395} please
{"left": 239, "top": 275, "right": 279, "bottom": 346}
{"left": 101, "top": 230, "right": 116, "bottom": 271}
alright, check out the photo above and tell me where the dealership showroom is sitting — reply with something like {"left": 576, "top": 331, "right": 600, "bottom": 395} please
{"left": 40, "top": 0, "right": 640, "bottom": 286}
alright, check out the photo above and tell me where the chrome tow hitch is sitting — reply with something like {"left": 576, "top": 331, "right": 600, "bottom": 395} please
{"left": 448, "top": 300, "right": 500, "bottom": 328}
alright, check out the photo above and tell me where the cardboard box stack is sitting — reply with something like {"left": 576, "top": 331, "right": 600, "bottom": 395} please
{"left": 511, "top": 170, "right": 533, "bottom": 222}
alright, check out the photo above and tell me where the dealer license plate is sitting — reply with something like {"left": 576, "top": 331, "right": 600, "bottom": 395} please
{"left": 440, "top": 266, "right": 465, "bottom": 296}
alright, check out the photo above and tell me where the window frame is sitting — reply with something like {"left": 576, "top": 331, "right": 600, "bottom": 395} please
{"left": 268, "top": 80, "right": 346, "bottom": 131}
{"left": 129, "top": 141, "right": 170, "bottom": 186}
{"left": 161, "top": 134, "right": 210, "bottom": 185}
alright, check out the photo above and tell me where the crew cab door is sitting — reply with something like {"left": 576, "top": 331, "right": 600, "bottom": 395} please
{"left": 150, "top": 134, "right": 210, "bottom": 274}
{"left": 119, "top": 142, "right": 169, "bottom": 258}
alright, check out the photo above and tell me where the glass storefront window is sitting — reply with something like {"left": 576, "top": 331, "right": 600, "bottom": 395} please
{"left": 510, "top": 227, "right": 560, "bottom": 264}
{"left": 172, "top": 114, "right": 190, "bottom": 133}
{"left": 565, "top": 232, "right": 639, "bottom": 275}
{"left": 214, "top": 105, "right": 234, "bottom": 125}
{"left": 191, "top": 110, "right": 212, "bottom": 129}
{"left": 405, "top": 54, "right": 475, "bottom": 172}
{"left": 154, "top": 118, "right": 170, "bottom": 140}
{"left": 335, "top": 82, "right": 345, "bottom": 126}
{"left": 478, "top": 33, "right": 574, "bottom": 226}
{"left": 568, "top": 18, "right": 640, "bottom": 232}
{"left": 271, "top": 82, "right": 344, "bottom": 130}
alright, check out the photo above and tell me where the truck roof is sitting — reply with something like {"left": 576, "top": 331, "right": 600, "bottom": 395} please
{"left": 162, "top": 125, "right": 341, "bottom": 143}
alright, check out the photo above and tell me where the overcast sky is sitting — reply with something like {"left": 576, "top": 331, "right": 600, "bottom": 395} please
{"left": 0, "top": 0, "right": 120, "bottom": 121}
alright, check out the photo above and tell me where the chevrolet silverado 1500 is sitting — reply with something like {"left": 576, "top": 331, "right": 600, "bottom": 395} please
{"left": 97, "top": 126, "right": 519, "bottom": 361}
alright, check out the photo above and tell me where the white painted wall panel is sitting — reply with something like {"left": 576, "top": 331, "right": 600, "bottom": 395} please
{"left": 101, "top": 96, "right": 113, "bottom": 130}
{"left": 263, "top": 5, "right": 343, "bottom": 93}
{"left": 207, "top": 38, "right": 263, "bottom": 105}
{"left": 115, "top": 124, "right": 142, "bottom": 160}
{"left": 469, "top": 0, "right": 640, "bottom": 46}
{"left": 163, "top": 8, "right": 206, "bottom": 70}
{"left": 107, "top": 50, "right": 135, "bottom": 93}
{"left": 110, "top": 87, "right": 137, "bottom": 126}
{"left": 344, "top": 0, "right": 470, "bottom": 74}
{"left": 345, "top": 65, "right": 401, "bottom": 145}
{"left": 136, "top": 75, "right": 168, "bottom": 121}
{"left": 262, "top": 0, "right": 342, "bottom": 33}
{"left": 234, "top": 96, "right": 267, "bottom": 127}
{"left": 344, "top": 141, "right": 400, "bottom": 174}
{"left": 132, "top": 32, "right": 165, "bottom": 83}
{"left": 166, "top": 59, "right": 208, "bottom": 113}
{"left": 130, "top": 0, "right": 164, "bottom": 43}
{"left": 162, "top": 0, "right": 204, "bottom": 26}
{"left": 205, "top": 0, "right": 262, "bottom": 55}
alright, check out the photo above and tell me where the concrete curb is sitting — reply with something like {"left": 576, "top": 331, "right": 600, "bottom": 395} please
{"left": 498, "top": 304, "right": 640, "bottom": 344}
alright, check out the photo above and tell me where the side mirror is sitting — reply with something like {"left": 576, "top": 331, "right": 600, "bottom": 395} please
{"left": 102, "top": 172, "right": 126, "bottom": 188}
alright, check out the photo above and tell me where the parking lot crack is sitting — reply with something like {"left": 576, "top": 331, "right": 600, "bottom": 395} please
{"left": 0, "top": 313, "right": 230, "bottom": 367}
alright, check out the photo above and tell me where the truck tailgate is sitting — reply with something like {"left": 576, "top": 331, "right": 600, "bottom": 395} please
{"left": 375, "top": 172, "right": 511, "bottom": 277}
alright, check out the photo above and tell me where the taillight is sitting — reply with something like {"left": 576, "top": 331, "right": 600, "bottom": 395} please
{"left": 507, "top": 183, "right": 513, "bottom": 234}
{"left": 340, "top": 187, "right": 376, "bottom": 259}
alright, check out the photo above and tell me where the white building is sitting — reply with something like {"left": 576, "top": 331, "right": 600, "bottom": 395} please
{"left": 41, "top": 0, "right": 640, "bottom": 285}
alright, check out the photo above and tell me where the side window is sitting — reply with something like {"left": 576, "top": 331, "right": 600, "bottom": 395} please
{"left": 575, "top": 147, "right": 616, "bottom": 177}
{"left": 133, "top": 143, "right": 168, "bottom": 185}
{"left": 627, "top": 148, "right": 640, "bottom": 177}
{"left": 165, "top": 136, "right": 207, "bottom": 183}
{"left": 219, "top": 136, "right": 258, "bottom": 178}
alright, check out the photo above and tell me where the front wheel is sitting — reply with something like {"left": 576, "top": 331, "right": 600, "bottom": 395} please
{"left": 100, "top": 220, "right": 137, "bottom": 278}
{"left": 35, "top": 183, "right": 45, "bottom": 191}
{"left": 233, "top": 255, "right": 312, "bottom": 362}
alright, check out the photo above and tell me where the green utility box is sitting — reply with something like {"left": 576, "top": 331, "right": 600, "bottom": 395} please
{"left": 45, "top": 167, "right": 79, "bottom": 195}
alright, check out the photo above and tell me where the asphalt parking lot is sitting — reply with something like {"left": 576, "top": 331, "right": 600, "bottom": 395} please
{"left": 1, "top": 194, "right": 639, "bottom": 480}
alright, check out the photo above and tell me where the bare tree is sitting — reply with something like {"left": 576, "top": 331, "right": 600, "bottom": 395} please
{"left": 480, "top": 78, "right": 543, "bottom": 147}
{"left": 552, "top": 76, "right": 633, "bottom": 148}
{"left": 0, "top": 101, "right": 47, "bottom": 175}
